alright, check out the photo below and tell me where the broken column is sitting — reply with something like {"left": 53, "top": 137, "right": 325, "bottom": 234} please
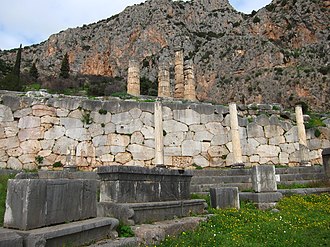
{"left": 154, "top": 101, "right": 164, "bottom": 166}
{"left": 229, "top": 103, "right": 243, "bottom": 166}
{"left": 158, "top": 63, "right": 171, "bottom": 98}
{"left": 295, "top": 105, "right": 310, "bottom": 166}
{"left": 127, "top": 60, "right": 140, "bottom": 96}
{"left": 184, "top": 61, "right": 197, "bottom": 101}
{"left": 174, "top": 49, "right": 184, "bottom": 99}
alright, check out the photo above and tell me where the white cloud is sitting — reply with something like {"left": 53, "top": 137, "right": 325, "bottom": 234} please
{"left": 0, "top": 0, "right": 272, "bottom": 50}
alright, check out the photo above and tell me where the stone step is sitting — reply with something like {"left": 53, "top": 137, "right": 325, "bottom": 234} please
{"left": 277, "top": 180, "right": 324, "bottom": 186}
{"left": 275, "top": 166, "right": 324, "bottom": 175}
{"left": 278, "top": 173, "right": 327, "bottom": 181}
{"left": 191, "top": 175, "right": 251, "bottom": 184}
{"left": 192, "top": 169, "right": 251, "bottom": 177}
{"left": 190, "top": 182, "right": 252, "bottom": 192}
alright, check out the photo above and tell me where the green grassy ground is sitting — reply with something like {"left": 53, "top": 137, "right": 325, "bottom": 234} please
{"left": 0, "top": 174, "right": 14, "bottom": 226}
{"left": 157, "top": 194, "right": 330, "bottom": 247}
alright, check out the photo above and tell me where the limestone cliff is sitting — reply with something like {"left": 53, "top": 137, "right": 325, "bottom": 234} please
{"left": 0, "top": 0, "right": 329, "bottom": 111}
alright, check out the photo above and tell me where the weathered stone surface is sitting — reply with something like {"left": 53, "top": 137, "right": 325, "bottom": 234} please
{"left": 53, "top": 137, "right": 78, "bottom": 155}
{"left": 90, "top": 111, "right": 111, "bottom": 124}
{"left": 60, "top": 117, "right": 83, "bottom": 129}
{"left": 211, "top": 133, "right": 230, "bottom": 146}
{"left": 193, "top": 155, "right": 209, "bottom": 168}
{"left": 141, "top": 126, "right": 155, "bottom": 139}
{"left": 252, "top": 165, "right": 277, "bottom": 192}
{"left": 269, "top": 136, "right": 286, "bottom": 145}
{"left": 7, "top": 157, "right": 23, "bottom": 170}
{"left": 210, "top": 187, "right": 240, "bottom": 209}
{"left": 111, "top": 112, "right": 132, "bottom": 125}
{"left": 18, "top": 154, "right": 36, "bottom": 164}
{"left": 242, "top": 139, "right": 260, "bottom": 156}
{"left": 0, "top": 149, "right": 8, "bottom": 162}
{"left": 200, "top": 114, "right": 223, "bottom": 124}
{"left": 0, "top": 136, "right": 20, "bottom": 150}
{"left": 127, "top": 144, "right": 154, "bottom": 160}
{"left": 76, "top": 142, "right": 95, "bottom": 157}
{"left": 255, "top": 115, "right": 270, "bottom": 126}
{"left": 116, "top": 119, "right": 143, "bottom": 134}
{"left": 285, "top": 127, "right": 299, "bottom": 143}
{"left": 104, "top": 122, "right": 116, "bottom": 134}
{"left": 173, "top": 109, "right": 200, "bottom": 125}
{"left": 247, "top": 123, "right": 264, "bottom": 138}
{"left": 162, "top": 107, "right": 173, "bottom": 120}
{"left": 108, "top": 133, "right": 130, "bottom": 147}
{"left": 66, "top": 128, "right": 91, "bottom": 141}
{"left": 164, "top": 132, "right": 185, "bottom": 146}
{"left": 172, "top": 156, "right": 193, "bottom": 168}
{"left": 41, "top": 115, "right": 60, "bottom": 125}
{"left": 92, "top": 135, "right": 108, "bottom": 147}
{"left": 141, "top": 112, "right": 154, "bottom": 127}
{"left": 265, "top": 125, "right": 284, "bottom": 138}
{"left": 88, "top": 123, "right": 104, "bottom": 137}
{"left": 40, "top": 140, "right": 55, "bottom": 150}
{"left": 164, "top": 147, "right": 182, "bottom": 156}
{"left": 279, "top": 152, "right": 289, "bottom": 164}
{"left": 194, "top": 131, "right": 213, "bottom": 142}
{"left": 20, "top": 140, "right": 41, "bottom": 154}
{"left": 13, "top": 107, "right": 32, "bottom": 118}
{"left": 163, "top": 120, "right": 188, "bottom": 133}
{"left": 207, "top": 146, "right": 229, "bottom": 158}
{"left": 182, "top": 140, "right": 202, "bottom": 156}
{"left": 0, "top": 228, "right": 23, "bottom": 247}
{"left": 4, "top": 124, "right": 19, "bottom": 137}
{"left": 32, "top": 104, "right": 56, "bottom": 117}
{"left": 6, "top": 147, "right": 23, "bottom": 158}
{"left": 18, "top": 116, "right": 40, "bottom": 129}
{"left": 205, "top": 122, "right": 226, "bottom": 136}
{"left": 129, "top": 108, "right": 142, "bottom": 119}
{"left": 115, "top": 152, "right": 132, "bottom": 164}
{"left": 17, "top": 127, "right": 43, "bottom": 142}
{"left": 131, "top": 131, "right": 144, "bottom": 144}
{"left": 110, "top": 146, "right": 126, "bottom": 154}
{"left": 256, "top": 145, "right": 281, "bottom": 158}
{"left": 0, "top": 105, "right": 14, "bottom": 122}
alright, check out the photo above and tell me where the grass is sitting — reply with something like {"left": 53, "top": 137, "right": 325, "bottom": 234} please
{"left": 0, "top": 174, "right": 15, "bottom": 226}
{"left": 278, "top": 180, "right": 330, "bottom": 190}
{"left": 157, "top": 194, "right": 330, "bottom": 247}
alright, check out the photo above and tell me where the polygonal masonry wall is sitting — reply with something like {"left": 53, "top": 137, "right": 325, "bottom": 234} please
{"left": 0, "top": 92, "right": 329, "bottom": 171}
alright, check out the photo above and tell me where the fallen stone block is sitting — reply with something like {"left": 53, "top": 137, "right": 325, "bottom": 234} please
{"left": 210, "top": 187, "right": 240, "bottom": 209}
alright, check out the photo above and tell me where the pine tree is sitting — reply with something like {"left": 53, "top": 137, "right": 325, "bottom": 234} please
{"left": 29, "top": 62, "right": 39, "bottom": 80}
{"left": 59, "top": 52, "right": 70, "bottom": 79}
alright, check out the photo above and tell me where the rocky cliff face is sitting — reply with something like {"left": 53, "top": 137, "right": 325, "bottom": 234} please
{"left": 0, "top": 0, "right": 329, "bottom": 111}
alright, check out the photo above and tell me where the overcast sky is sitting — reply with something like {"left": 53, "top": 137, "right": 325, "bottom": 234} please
{"left": 0, "top": 0, "right": 272, "bottom": 50}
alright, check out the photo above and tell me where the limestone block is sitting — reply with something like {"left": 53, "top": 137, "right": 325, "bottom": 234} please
{"left": 53, "top": 137, "right": 78, "bottom": 155}
{"left": 99, "top": 154, "right": 115, "bottom": 162}
{"left": 185, "top": 131, "right": 194, "bottom": 140}
{"left": 90, "top": 111, "right": 112, "bottom": 124}
{"left": 131, "top": 131, "right": 144, "bottom": 144}
{"left": 0, "top": 149, "right": 8, "bottom": 162}
{"left": 6, "top": 147, "right": 23, "bottom": 158}
{"left": 0, "top": 127, "right": 4, "bottom": 139}
{"left": 279, "top": 143, "right": 298, "bottom": 154}
{"left": 18, "top": 154, "right": 36, "bottom": 164}
{"left": 144, "top": 139, "right": 155, "bottom": 148}
{"left": 116, "top": 119, "right": 143, "bottom": 134}
{"left": 111, "top": 112, "right": 132, "bottom": 125}
{"left": 18, "top": 127, "right": 44, "bottom": 142}
{"left": 110, "top": 146, "right": 126, "bottom": 155}
{"left": 88, "top": 123, "right": 104, "bottom": 137}
{"left": 242, "top": 138, "right": 260, "bottom": 156}
{"left": 32, "top": 105, "right": 56, "bottom": 117}
{"left": 194, "top": 131, "right": 213, "bottom": 142}
{"left": 0, "top": 162, "right": 7, "bottom": 168}
{"left": 207, "top": 145, "right": 229, "bottom": 158}
{"left": 201, "top": 142, "right": 211, "bottom": 154}
{"left": 308, "top": 138, "right": 322, "bottom": 150}
{"left": 141, "top": 126, "right": 155, "bottom": 139}
{"left": 259, "top": 156, "right": 279, "bottom": 165}
{"left": 125, "top": 160, "right": 145, "bottom": 167}
{"left": 40, "top": 115, "right": 59, "bottom": 125}
{"left": 108, "top": 133, "right": 130, "bottom": 147}
{"left": 190, "top": 124, "right": 206, "bottom": 132}
{"left": 20, "top": 140, "right": 41, "bottom": 154}
{"left": 129, "top": 108, "right": 142, "bottom": 119}
{"left": 127, "top": 144, "right": 155, "bottom": 160}
{"left": 44, "top": 126, "right": 65, "bottom": 140}
{"left": 66, "top": 128, "right": 91, "bottom": 141}
{"left": 4, "top": 125, "right": 19, "bottom": 137}
{"left": 164, "top": 132, "right": 185, "bottom": 146}
{"left": 182, "top": 140, "right": 202, "bottom": 156}
{"left": 104, "top": 122, "right": 116, "bottom": 134}
{"left": 210, "top": 157, "right": 226, "bottom": 168}
{"left": 284, "top": 127, "right": 299, "bottom": 143}
{"left": 115, "top": 152, "right": 132, "bottom": 164}
{"left": 56, "top": 108, "right": 69, "bottom": 117}
{"left": 40, "top": 140, "right": 55, "bottom": 150}
{"left": 0, "top": 105, "right": 14, "bottom": 122}
{"left": 205, "top": 122, "right": 226, "bottom": 135}
{"left": 164, "top": 147, "right": 182, "bottom": 156}
{"left": 257, "top": 145, "right": 281, "bottom": 158}
{"left": 255, "top": 115, "right": 270, "bottom": 126}
{"left": 255, "top": 137, "right": 268, "bottom": 145}
{"left": 92, "top": 135, "right": 108, "bottom": 147}
{"left": 13, "top": 107, "right": 32, "bottom": 118}
{"left": 280, "top": 121, "right": 293, "bottom": 132}
{"left": 319, "top": 127, "right": 330, "bottom": 139}
{"left": 211, "top": 134, "right": 229, "bottom": 146}
{"left": 38, "top": 150, "right": 52, "bottom": 157}
{"left": 322, "top": 139, "right": 330, "bottom": 149}
{"left": 60, "top": 117, "right": 83, "bottom": 129}
{"left": 7, "top": 157, "right": 23, "bottom": 170}
{"left": 172, "top": 156, "right": 193, "bottom": 168}
{"left": 289, "top": 151, "right": 301, "bottom": 163}
{"left": 76, "top": 142, "right": 95, "bottom": 157}
{"left": 95, "top": 146, "right": 111, "bottom": 157}
{"left": 141, "top": 112, "right": 154, "bottom": 127}
{"left": 23, "top": 163, "right": 37, "bottom": 170}
{"left": 279, "top": 152, "right": 289, "bottom": 164}
{"left": 247, "top": 123, "right": 264, "bottom": 138}
{"left": 269, "top": 136, "right": 286, "bottom": 145}
{"left": 265, "top": 125, "right": 284, "bottom": 138}
{"left": 0, "top": 137, "right": 19, "bottom": 150}
{"left": 162, "top": 107, "right": 173, "bottom": 120}
{"left": 201, "top": 114, "right": 223, "bottom": 124}
{"left": 210, "top": 187, "right": 240, "bottom": 209}
{"left": 309, "top": 150, "right": 321, "bottom": 161}
{"left": 68, "top": 109, "right": 83, "bottom": 119}
{"left": 193, "top": 155, "right": 209, "bottom": 168}
{"left": 269, "top": 115, "right": 281, "bottom": 126}
{"left": 18, "top": 116, "right": 40, "bottom": 129}
{"left": 252, "top": 165, "right": 277, "bottom": 192}
{"left": 173, "top": 109, "right": 201, "bottom": 125}
{"left": 250, "top": 155, "right": 260, "bottom": 163}
{"left": 163, "top": 120, "right": 188, "bottom": 133}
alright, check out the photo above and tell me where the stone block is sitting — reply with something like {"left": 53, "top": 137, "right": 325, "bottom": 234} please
{"left": 163, "top": 120, "right": 188, "bottom": 133}
{"left": 4, "top": 179, "right": 97, "bottom": 230}
{"left": 173, "top": 109, "right": 201, "bottom": 125}
{"left": 210, "top": 187, "right": 240, "bottom": 209}
{"left": 252, "top": 165, "right": 277, "bottom": 192}
{"left": 322, "top": 148, "right": 330, "bottom": 178}
{"left": 182, "top": 140, "right": 202, "bottom": 156}
{"left": 0, "top": 228, "right": 23, "bottom": 247}
{"left": 247, "top": 123, "right": 264, "bottom": 138}
{"left": 0, "top": 105, "right": 14, "bottom": 122}
{"left": 116, "top": 119, "right": 143, "bottom": 134}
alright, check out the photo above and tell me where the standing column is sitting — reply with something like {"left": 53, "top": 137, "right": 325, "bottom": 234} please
{"left": 158, "top": 64, "right": 171, "bottom": 98}
{"left": 154, "top": 101, "right": 164, "bottom": 166}
{"left": 229, "top": 103, "right": 243, "bottom": 166}
{"left": 127, "top": 60, "right": 140, "bottom": 96}
{"left": 174, "top": 50, "right": 184, "bottom": 99}
{"left": 295, "top": 105, "right": 310, "bottom": 166}
{"left": 184, "top": 61, "right": 197, "bottom": 101}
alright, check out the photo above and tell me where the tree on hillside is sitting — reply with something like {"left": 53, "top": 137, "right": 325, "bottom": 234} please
{"left": 0, "top": 44, "right": 22, "bottom": 91}
{"left": 59, "top": 52, "right": 70, "bottom": 79}
{"left": 29, "top": 62, "right": 39, "bottom": 80}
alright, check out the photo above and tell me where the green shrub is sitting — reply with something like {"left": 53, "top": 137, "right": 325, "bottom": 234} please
{"left": 53, "top": 162, "right": 63, "bottom": 168}
{"left": 117, "top": 223, "right": 135, "bottom": 237}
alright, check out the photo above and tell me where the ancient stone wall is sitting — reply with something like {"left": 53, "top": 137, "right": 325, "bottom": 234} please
{"left": 0, "top": 92, "right": 329, "bottom": 171}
